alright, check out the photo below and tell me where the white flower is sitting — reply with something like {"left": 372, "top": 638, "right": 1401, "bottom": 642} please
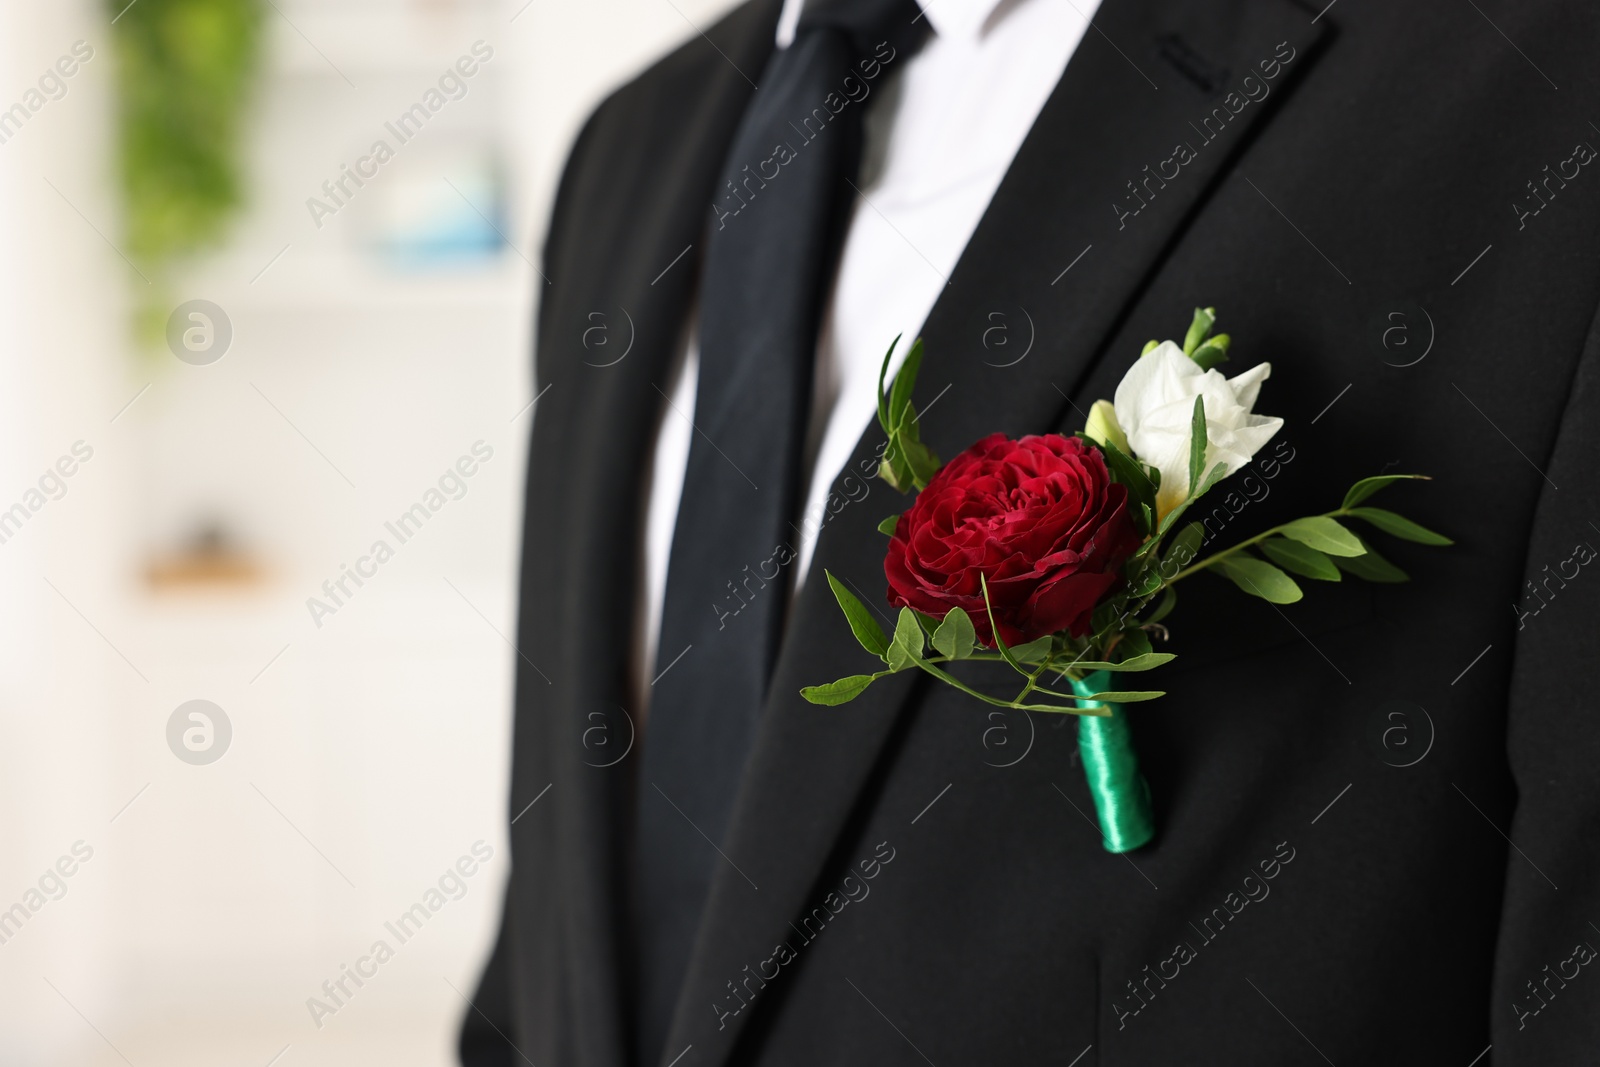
{"left": 1112, "top": 340, "right": 1283, "bottom": 517}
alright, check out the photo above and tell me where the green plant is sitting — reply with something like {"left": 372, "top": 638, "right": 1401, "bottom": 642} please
{"left": 107, "top": 0, "right": 264, "bottom": 345}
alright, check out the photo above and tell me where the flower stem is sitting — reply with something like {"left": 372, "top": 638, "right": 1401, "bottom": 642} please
{"left": 909, "top": 656, "right": 1107, "bottom": 716}
{"left": 1014, "top": 651, "right": 1056, "bottom": 704}
{"left": 1164, "top": 507, "right": 1350, "bottom": 585}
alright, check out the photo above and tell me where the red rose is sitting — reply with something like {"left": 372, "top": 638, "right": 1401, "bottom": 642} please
{"left": 884, "top": 433, "right": 1142, "bottom": 647}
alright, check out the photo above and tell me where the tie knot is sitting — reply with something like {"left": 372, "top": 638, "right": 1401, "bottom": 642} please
{"left": 796, "top": 0, "right": 924, "bottom": 54}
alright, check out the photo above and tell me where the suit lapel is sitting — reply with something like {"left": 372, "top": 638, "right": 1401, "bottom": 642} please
{"left": 520, "top": 2, "right": 781, "bottom": 1065}
{"left": 662, "top": 0, "right": 1331, "bottom": 1061}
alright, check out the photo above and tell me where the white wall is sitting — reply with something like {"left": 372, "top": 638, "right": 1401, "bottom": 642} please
{"left": 0, "top": 0, "right": 738, "bottom": 1063}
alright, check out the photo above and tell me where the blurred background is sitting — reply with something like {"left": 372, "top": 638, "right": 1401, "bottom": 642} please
{"left": 0, "top": 0, "right": 735, "bottom": 1062}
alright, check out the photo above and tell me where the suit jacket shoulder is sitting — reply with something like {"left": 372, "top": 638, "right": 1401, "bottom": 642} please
{"left": 540, "top": 0, "right": 780, "bottom": 303}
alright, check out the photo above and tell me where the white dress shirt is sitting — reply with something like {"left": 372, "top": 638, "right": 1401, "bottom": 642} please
{"left": 636, "top": 0, "right": 1101, "bottom": 699}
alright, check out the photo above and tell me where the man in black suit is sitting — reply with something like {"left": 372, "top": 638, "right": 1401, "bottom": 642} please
{"left": 463, "top": 1, "right": 1600, "bottom": 1063}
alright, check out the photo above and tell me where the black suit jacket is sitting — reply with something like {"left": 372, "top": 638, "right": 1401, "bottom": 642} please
{"left": 464, "top": 0, "right": 1600, "bottom": 1063}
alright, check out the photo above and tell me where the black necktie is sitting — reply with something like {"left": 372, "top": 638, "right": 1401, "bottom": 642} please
{"left": 634, "top": 0, "right": 924, "bottom": 1059}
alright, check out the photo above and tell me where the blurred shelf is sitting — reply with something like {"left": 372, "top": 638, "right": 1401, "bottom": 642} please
{"left": 146, "top": 552, "right": 267, "bottom": 592}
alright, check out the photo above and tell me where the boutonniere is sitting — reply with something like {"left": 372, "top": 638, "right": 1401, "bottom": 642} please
{"left": 803, "top": 309, "right": 1451, "bottom": 853}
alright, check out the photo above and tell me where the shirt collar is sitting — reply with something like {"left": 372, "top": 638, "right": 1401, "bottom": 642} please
{"left": 775, "top": 0, "right": 1009, "bottom": 49}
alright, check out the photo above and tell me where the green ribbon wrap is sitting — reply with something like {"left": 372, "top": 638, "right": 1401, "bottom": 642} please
{"left": 1071, "top": 671, "right": 1155, "bottom": 853}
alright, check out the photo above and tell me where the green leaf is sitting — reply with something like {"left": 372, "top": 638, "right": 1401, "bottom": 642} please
{"left": 1191, "top": 334, "right": 1230, "bottom": 370}
{"left": 1145, "top": 585, "right": 1177, "bottom": 625}
{"left": 1093, "top": 436, "right": 1157, "bottom": 529}
{"left": 1064, "top": 652, "right": 1176, "bottom": 672}
{"left": 1281, "top": 515, "right": 1366, "bottom": 557}
{"left": 1007, "top": 699, "right": 1111, "bottom": 716}
{"left": 875, "top": 335, "right": 901, "bottom": 433}
{"left": 1119, "top": 650, "right": 1175, "bottom": 671}
{"left": 1140, "top": 339, "right": 1161, "bottom": 355}
{"left": 872, "top": 337, "right": 942, "bottom": 492}
{"left": 1009, "top": 636, "right": 1053, "bottom": 664}
{"left": 1156, "top": 462, "right": 1227, "bottom": 544}
{"left": 825, "top": 571, "right": 890, "bottom": 658}
{"left": 1183, "top": 306, "right": 1216, "bottom": 355}
{"left": 1154, "top": 497, "right": 1191, "bottom": 539}
{"left": 801, "top": 674, "right": 879, "bottom": 705}
{"left": 878, "top": 447, "right": 913, "bottom": 492}
{"left": 931, "top": 607, "right": 977, "bottom": 660}
{"left": 1130, "top": 564, "right": 1164, "bottom": 598}
{"left": 902, "top": 434, "right": 941, "bottom": 489}
{"left": 1346, "top": 507, "right": 1453, "bottom": 545}
{"left": 1342, "top": 474, "right": 1429, "bottom": 509}
{"left": 1078, "top": 689, "right": 1167, "bottom": 704}
{"left": 1118, "top": 627, "right": 1153, "bottom": 659}
{"left": 1260, "top": 537, "right": 1341, "bottom": 581}
{"left": 877, "top": 514, "right": 900, "bottom": 536}
{"left": 1187, "top": 395, "right": 1208, "bottom": 501}
{"left": 1196, "top": 461, "right": 1229, "bottom": 497}
{"left": 1219, "top": 555, "right": 1304, "bottom": 603}
{"left": 887, "top": 338, "right": 924, "bottom": 436}
{"left": 980, "top": 575, "right": 1028, "bottom": 675}
{"left": 1090, "top": 597, "right": 1126, "bottom": 638}
{"left": 1334, "top": 536, "right": 1410, "bottom": 582}
{"left": 886, "top": 607, "right": 925, "bottom": 671}
{"left": 1164, "top": 521, "right": 1204, "bottom": 573}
